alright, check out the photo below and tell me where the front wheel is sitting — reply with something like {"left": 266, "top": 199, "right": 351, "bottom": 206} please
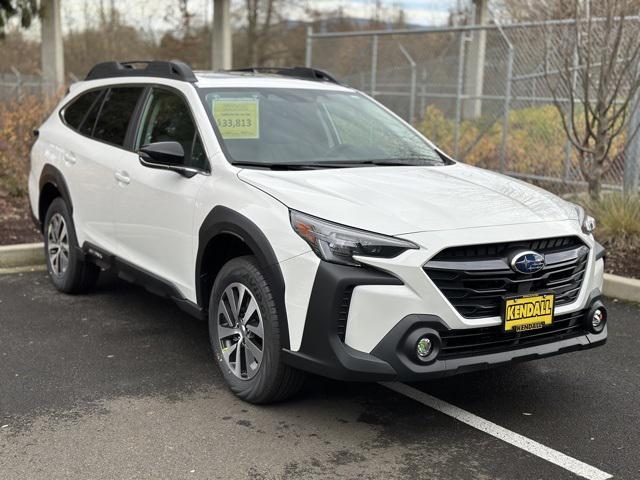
{"left": 208, "top": 256, "right": 305, "bottom": 404}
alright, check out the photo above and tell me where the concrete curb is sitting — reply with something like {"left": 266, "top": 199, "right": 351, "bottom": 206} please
{"left": 603, "top": 273, "right": 640, "bottom": 304}
{"left": 0, "top": 242, "right": 45, "bottom": 269}
{"left": 1, "top": 243, "right": 639, "bottom": 302}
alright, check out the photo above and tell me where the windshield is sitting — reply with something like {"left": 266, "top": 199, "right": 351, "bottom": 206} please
{"left": 199, "top": 88, "right": 448, "bottom": 168}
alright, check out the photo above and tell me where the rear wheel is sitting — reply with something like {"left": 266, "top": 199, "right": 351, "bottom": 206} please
{"left": 44, "top": 197, "right": 100, "bottom": 293}
{"left": 209, "top": 256, "right": 305, "bottom": 404}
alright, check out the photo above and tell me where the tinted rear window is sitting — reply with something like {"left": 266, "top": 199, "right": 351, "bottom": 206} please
{"left": 79, "top": 90, "right": 105, "bottom": 136}
{"left": 63, "top": 90, "right": 102, "bottom": 130}
{"left": 92, "top": 87, "right": 144, "bottom": 146}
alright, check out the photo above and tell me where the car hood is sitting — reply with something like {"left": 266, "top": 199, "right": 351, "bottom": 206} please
{"left": 238, "top": 163, "right": 578, "bottom": 235}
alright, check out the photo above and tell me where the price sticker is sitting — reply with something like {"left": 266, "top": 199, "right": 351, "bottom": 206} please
{"left": 212, "top": 99, "right": 259, "bottom": 139}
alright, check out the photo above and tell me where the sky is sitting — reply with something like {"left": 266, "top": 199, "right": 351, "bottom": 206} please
{"left": 6, "top": 0, "right": 463, "bottom": 42}
{"left": 57, "top": 0, "right": 461, "bottom": 35}
{"left": 289, "top": 0, "right": 456, "bottom": 25}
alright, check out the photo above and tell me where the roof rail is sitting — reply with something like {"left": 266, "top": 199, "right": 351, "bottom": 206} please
{"left": 85, "top": 60, "right": 197, "bottom": 83}
{"left": 230, "top": 66, "right": 340, "bottom": 84}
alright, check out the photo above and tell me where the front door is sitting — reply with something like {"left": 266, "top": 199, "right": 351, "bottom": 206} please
{"left": 113, "top": 86, "right": 209, "bottom": 300}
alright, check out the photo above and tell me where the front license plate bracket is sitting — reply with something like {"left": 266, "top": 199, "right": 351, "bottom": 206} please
{"left": 503, "top": 293, "right": 555, "bottom": 332}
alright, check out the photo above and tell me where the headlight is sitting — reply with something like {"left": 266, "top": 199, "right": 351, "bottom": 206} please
{"left": 290, "top": 210, "right": 419, "bottom": 266}
{"left": 572, "top": 203, "right": 596, "bottom": 234}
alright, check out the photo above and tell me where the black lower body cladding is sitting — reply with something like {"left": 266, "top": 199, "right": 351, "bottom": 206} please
{"left": 282, "top": 261, "right": 401, "bottom": 381}
{"left": 283, "top": 261, "right": 608, "bottom": 382}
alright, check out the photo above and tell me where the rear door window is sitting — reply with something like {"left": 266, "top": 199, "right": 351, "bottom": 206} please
{"left": 92, "top": 87, "right": 144, "bottom": 146}
{"left": 63, "top": 89, "right": 103, "bottom": 130}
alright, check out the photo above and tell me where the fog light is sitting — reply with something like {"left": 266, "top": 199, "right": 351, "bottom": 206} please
{"left": 592, "top": 309, "right": 603, "bottom": 329}
{"left": 591, "top": 308, "right": 607, "bottom": 334}
{"left": 586, "top": 303, "right": 607, "bottom": 334}
{"left": 416, "top": 337, "right": 433, "bottom": 358}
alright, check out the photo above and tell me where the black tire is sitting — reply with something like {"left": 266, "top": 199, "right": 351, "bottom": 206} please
{"left": 43, "top": 197, "right": 100, "bottom": 294}
{"left": 208, "top": 256, "right": 305, "bottom": 404}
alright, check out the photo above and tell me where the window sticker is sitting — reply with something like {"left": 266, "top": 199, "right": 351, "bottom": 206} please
{"left": 212, "top": 99, "right": 259, "bottom": 139}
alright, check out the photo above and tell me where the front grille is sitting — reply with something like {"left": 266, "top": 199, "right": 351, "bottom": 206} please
{"left": 438, "top": 309, "right": 588, "bottom": 359}
{"left": 424, "top": 237, "right": 589, "bottom": 319}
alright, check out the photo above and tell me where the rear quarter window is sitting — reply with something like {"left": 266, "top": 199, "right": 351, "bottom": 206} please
{"left": 62, "top": 89, "right": 103, "bottom": 130}
{"left": 79, "top": 91, "right": 105, "bottom": 137}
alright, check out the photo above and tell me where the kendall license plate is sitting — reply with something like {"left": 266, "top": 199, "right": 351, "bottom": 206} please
{"left": 503, "top": 294, "right": 555, "bottom": 332}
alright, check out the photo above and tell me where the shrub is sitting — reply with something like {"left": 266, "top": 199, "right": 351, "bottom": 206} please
{"left": 418, "top": 104, "right": 568, "bottom": 175}
{"left": 584, "top": 194, "right": 640, "bottom": 247}
{"left": 0, "top": 95, "right": 57, "bottom": 197}
{"left": 417, "top": 104, "right": 628, "bottom": 191}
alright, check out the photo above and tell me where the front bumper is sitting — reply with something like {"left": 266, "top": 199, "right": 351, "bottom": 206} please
{"left": 284, "top": 326, "right": 607, "bottom": 382}
{"left": 282, "top": 260, "right": 608, "bottom": 382}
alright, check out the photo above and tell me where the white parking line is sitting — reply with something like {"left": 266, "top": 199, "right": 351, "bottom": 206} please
{"left": 381, "top": 382, "right": 612, "bottom": 480}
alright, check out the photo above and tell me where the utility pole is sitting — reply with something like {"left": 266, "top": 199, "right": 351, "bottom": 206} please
{"left": 462, "top": 0, "right": 488, "bottom": 119}
{"left": 40, "top": 0, "right": 65, "bottom": 91}
{"left": 211, "top": 0, "right": 232, "bottom": 70}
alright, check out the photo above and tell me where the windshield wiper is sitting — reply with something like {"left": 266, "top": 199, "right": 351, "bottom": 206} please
{"left": 232, "top": 161, "right": 355, "bottom": 170}
{"left": 231, "top": 159, "right": 444, "bottom": 170}
{"left": 374, "top": 157, "right": 444, "bottom": 167}
{"left": 324, "top": 159, "right": 443, "bottom": 167}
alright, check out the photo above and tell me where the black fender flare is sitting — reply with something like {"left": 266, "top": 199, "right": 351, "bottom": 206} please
{"left": 196, "top": 206, "right": 290, "bottom": 349}
{"left": 39, "top": 164, "right": 74, "bottom": 215}
{"left": 38, "top": 165, "right": 83, "bottom": 254}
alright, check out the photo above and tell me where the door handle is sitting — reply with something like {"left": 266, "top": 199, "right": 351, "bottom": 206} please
{"left": 63, "top": 152, "right": 77, "bottom": 165}
{"left": 114, "top": 171, "right": 130, "bottom": 185}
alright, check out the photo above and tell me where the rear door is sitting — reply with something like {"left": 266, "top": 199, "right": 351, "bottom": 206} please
{"left": 61, "top": 86, "right": 145, "bottom": 253}
{"left": 113, "top": 86, "right": 209, "bottom": 299}
{"left": 58, "top": 87, "right": 114, "bottom": 250}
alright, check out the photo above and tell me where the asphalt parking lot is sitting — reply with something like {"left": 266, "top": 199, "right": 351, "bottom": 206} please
{"left": 1, "top": 271, "right": 638, "bottom": 480}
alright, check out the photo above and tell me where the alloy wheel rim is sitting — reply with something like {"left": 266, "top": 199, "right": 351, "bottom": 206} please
{"left": 217, "top": 282, "right": 264, "bottom": 380}
{"left": 47, "top": 213, "right": 70, "bottom": 278}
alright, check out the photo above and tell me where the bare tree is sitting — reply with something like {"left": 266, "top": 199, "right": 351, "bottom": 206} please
{"left": 242, "top": 0, "right": 281, "bottom": 66}
{"left": 493, "top": 0, "right": 576, "bottom": 22}
{"left": 544, "top": 0, "right": 640, "bottom": 199}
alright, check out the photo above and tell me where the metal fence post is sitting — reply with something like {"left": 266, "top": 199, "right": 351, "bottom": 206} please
{"left": 454, "top": 32, "right": 466, "bottom": 158}
{"left": 371, "top": 35, "right": 379, "bottom": 97}
{"left": 562, "top": 135, "right": 573, "bottom": 183}
{"left": 625, "top": 115, "right": 640, "bottom": 193}
{"left": 398, "top": 43, "right": 417, "bottom": 124}
{"left": 564, "top": 47, "right": 579, "bottom": 182}
{"left": 499, "top": 45, "right": 514, "bottom": 173}
{"left": 11, "top": 67, "right": 22, "bottom": 99}
{"left": 624, "top": 58, "right": 640, "bottom": 194}
{"left": 305, "top": 26, "right": 313, "bottom": 68}
{"left": 420, "top": 67, "right": 427, "bottom": 121}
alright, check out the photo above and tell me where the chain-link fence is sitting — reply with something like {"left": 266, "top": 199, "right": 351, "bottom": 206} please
{"left": 307, "top": 17, "right": 640, "bottom": 194}
{"left": 0, "top": 68, "right": 77, "bottom": 101}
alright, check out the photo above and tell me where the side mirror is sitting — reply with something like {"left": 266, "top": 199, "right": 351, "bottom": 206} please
{"left": 138, "top": 141, "right": 197, "bottom": 178}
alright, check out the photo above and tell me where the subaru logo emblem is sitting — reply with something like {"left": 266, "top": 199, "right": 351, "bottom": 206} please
{"left": 511, "top": 251, "right": 545, "bottom": 274}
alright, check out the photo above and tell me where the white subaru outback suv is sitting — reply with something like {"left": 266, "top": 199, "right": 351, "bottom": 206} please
{"left": 29, "top": 61, "right": 608, "bottom": 403}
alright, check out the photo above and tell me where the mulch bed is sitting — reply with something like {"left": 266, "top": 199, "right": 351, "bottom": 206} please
{"left": 1, "top": 191, "right": 639, "bottom": 279}
{"left": 0, "top": 191, "right": 42, "bottom": 246}
{"left": 601, "top": 240, "right": 640, "bottom": 280}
